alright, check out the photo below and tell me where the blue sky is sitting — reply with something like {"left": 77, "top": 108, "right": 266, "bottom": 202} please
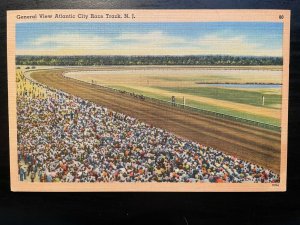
{"left": 16, "top": 22, "right": 283, "bottom": 56}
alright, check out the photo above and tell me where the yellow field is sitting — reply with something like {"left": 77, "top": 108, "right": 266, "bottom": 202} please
{"left": 65, "top": 66, "right": 282, "bottom": 89}
{"left": 16, "top": 69, "right": 47, "bottom": 99}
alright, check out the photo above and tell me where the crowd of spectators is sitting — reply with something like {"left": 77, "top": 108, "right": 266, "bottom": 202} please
{"left": 17, "top": 70, "right": 280, "bottom": 183}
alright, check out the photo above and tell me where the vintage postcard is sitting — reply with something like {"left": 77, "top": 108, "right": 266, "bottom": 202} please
{"left": 7, "top": 10, "right": 290, "bottom": 191}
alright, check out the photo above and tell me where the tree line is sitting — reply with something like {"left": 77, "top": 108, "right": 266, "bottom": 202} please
{"left": 16, "top": 55, "right": 283, "bottom": 66}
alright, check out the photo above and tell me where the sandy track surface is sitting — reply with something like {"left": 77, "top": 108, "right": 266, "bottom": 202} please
{"left": 31, "top": 69, "right": 281, "bottom": 173}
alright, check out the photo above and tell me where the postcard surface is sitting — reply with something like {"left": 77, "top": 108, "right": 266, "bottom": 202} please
{"left": 7, "top": 10, "right": 290, "bottom": 191}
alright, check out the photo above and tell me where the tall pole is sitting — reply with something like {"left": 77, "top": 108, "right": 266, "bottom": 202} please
{"left": 262, "top": 95, "right": 265, "bottom": 106}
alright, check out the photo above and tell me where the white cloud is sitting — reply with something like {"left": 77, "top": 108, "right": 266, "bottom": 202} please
{"left": 193, "top": 34, "right": 281, "bottom": 56}
{"left": 31, "top": 33, "right": 110, "bottom": 50}
{"left": 117, "top": 31, "right": 186, "bottom": 46}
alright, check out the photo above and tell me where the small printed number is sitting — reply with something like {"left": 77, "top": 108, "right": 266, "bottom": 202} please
{"left": 279, "top": 15, "right": 284, "bottom": 19}
{"left": 272, "top": 183, "right": 279, "bottom": 187}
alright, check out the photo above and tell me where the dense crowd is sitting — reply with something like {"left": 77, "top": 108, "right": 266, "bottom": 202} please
{"left": 17, "top": 71, "right": 280, "bottom": 183}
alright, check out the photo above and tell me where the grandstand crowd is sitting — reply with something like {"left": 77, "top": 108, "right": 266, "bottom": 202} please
{"left": 17, "top": 70, "right": 280, "bottom": 183}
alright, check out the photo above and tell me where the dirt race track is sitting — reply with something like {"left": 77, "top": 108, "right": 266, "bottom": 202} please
{"left": 31, "top": 69, "right": 281, "bottom": 173}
